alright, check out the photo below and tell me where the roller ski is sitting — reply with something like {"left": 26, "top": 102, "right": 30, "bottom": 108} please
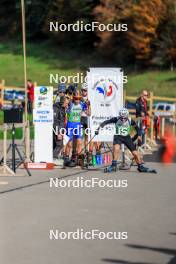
{"left": 137, "top": 164, "right": 157, "bottom": 174}
{"left": 104, "top": 161, "right": 117, "bottom": 173}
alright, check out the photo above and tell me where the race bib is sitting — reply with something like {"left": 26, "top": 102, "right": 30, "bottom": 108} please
{"left": 116, "top": 125, "right": 130, "bottom": 136}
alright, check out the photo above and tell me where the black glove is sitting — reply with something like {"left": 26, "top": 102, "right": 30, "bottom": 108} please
{"left": 95, "top": 130, "right": 99, "bottom": 135}
{"left": 95, "top": 127, "right": 100, "bottom": 135}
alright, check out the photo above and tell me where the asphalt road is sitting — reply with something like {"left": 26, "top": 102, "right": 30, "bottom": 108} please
{"left": 0, "top": 161, "right": 176, "bottom": 264}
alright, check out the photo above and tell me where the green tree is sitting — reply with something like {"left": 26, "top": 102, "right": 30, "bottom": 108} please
{"left": 44, "top": 0, "right": 99, "bottom": 48}
{"left": 155, "top": 0, "right": 176, "bottom": 70}
{"left": 93, "top": 0, "right": 166, "bottom": 65}
{"left": 25, "top": 0, "right": 51, "bottom": 38}
{"left": 0, "top": 0, "right": 17, "bottom": 36}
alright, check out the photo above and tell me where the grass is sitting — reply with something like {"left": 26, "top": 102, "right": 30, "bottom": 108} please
{"left": 0, "top": 113, "right": 34, "bottom": 139}
{"left": 0, "top": 111, "right": 3, "bottom": 125}
{"left": 125, "top": 71, "right": 176, "bottom": 97}
{"left": 0, "top": 125, "right": 34, "bottom": 140}
{"left": 0, "top": 40, "right": 176, "bottom": 139}
{"left": 0, "top": 40, "right": 91, "bottom": 86}
{"left": 1, "top": 39, "right": 176, "bottom": 139}
{"left": 0, "top": 40, "right": 176, "bottom": 97}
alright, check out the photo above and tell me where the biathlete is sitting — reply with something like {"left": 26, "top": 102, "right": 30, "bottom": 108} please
{"left": 96, "top": 108, "right": 156, "bottom": 173}
{"left": 64, "top": 92, "right": 90, "bottom": 166}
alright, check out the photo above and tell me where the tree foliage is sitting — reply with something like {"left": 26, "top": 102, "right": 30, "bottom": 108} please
{"left": 0, "top": 0, "right": 175, "bottom": 68}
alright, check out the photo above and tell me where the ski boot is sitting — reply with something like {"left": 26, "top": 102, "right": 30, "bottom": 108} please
{"left": 67, "top": 159, "right": 77, "bottom": 167}
{"left": 88, "top": 152, "right": 93, "bottom": 166}
{"left": 63, "top": 156, "right": 70, "bottom": 167}
{"left": 138, "top": 164, "right": 157, "bottom": 173}
{"left": 63, "top": 156, "right": 76, "bottom": 167}
{"left": 104, "top": 160, "right": 117, "bottom": 173}
{"left": 77, "top": 154, "right": 85, "bottom": 168}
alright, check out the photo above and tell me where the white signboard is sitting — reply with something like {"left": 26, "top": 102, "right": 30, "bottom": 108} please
{"left": 33, "top": 86, "right": 53, "bottom": 163}
{"left": 87, "top": 68, "right": 123, "bottom": 142}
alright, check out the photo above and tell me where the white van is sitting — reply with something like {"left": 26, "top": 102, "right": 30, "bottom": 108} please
{"left": 154, "top": 103, "right": 176, "bottom": 123}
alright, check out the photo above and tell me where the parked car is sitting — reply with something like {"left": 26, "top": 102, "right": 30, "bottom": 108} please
{"left": 125, "top": 101, "right": 136, "bottom": 109}
{"left": 125, "top": 101, "right": 136, "bottom": 115}
{"left": 14, "top": 91, "right": 25, "bottom": 101}
{"left": 153, "top": 102, "right": 176, "bottom": 123}
{"left": 4, "top": 90, "right": 15, "bottom": 101}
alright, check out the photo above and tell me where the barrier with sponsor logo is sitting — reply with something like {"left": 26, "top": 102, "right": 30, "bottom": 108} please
{"left": 87, "top": 68, "right": 123, "bottom": 142}
{"left": 33, "top": 86, "right": 53, "bottom": 165}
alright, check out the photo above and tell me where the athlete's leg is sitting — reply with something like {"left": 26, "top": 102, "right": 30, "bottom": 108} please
{"left": 125, "top": 136, "right": 155, "bottom": 172}
{"left": 95, "top": 142, "right": 102, "bottom": 153}
{"left": 104, "top": 143, "right": 121, "bottom": 173}
{"left": 76, "top": 138, "right": 83, "bottom": 154}
{"left": 131, "top": 150, "right": 142, "bottom": 164}
{"left": 84, "top": 130, "right": 88, "bottom": 148}
{"left": 113, "top": 144, "right": 121, "bottom": 160}
{"left": 64, "top": 123, "right": 73, "bottom": 165}
{"left": 123, "top": 136, "right": 142, "bottom": 165}
{"left": 64, "top": 140, "right": 72, "bottom": 156}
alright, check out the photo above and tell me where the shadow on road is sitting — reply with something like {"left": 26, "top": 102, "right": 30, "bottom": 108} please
{"left": 143, "top": 150, "right": 161, "bottom": 163}
{"left": 102, "top": 259, "right": 152, "bottom": 264}
{"left": 144, "top": 149, "right": 176, "bottom": 164}
{"left": 102, "top": 233, "right": 176, "bottom": 264}
{"left": 125, "top": 243, "right": 176, "bottom": 264}
{"left": 0, "top": 169, "right": 90, "bottom": 195}
{"left": 169, "top": 232, "right": 176, "bottom": 236}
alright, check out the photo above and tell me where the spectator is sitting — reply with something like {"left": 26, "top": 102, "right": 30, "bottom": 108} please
{"left": 135, "top": 90, "right": 149, "bottom": 145}
{"left": 54, "top": 83, "right": 66, "bottom": 103}
{"left": 66, "top": 84, "right": 78, "bottom": 100}
{"left": 154, "top": 115, "right": 160, "bottom": 142}
{"left": 80, "top": 82, "right": 92, "bottom": 163}
{"left": 27, "top": 80, "right": 34, "bottom": 113}
{"left": 53, "top": 96, "right": 69, "bottom": 165}
{"left": 135, "top": 90, "right": 148, "bottom": 118}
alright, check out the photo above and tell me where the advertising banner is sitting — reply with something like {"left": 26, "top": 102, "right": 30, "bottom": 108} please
{"left": 33, "top": 86, "right": 53, "bottom": 163}
{"left": 87, "top": 68, "right": 123, "bottom": 142}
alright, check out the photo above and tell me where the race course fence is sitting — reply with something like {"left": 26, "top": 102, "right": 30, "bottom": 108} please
{"left": 1, "top": 79, "right": 176, "bottom": 142}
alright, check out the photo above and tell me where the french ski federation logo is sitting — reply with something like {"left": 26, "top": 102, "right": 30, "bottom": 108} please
{"left": 93, "top": 79, "right": 118, "bottom": 103}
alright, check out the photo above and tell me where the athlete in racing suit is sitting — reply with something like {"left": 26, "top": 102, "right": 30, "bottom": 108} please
{"left": 64, "top": 94, "right": 89, "bottom": 166}
{"left": 96, "top": 108, "right": 155, "bottom": 173}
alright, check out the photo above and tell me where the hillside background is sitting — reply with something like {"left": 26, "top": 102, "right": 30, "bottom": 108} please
{"left": 0, "top": 0, "right": 176, "bottom": 96}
